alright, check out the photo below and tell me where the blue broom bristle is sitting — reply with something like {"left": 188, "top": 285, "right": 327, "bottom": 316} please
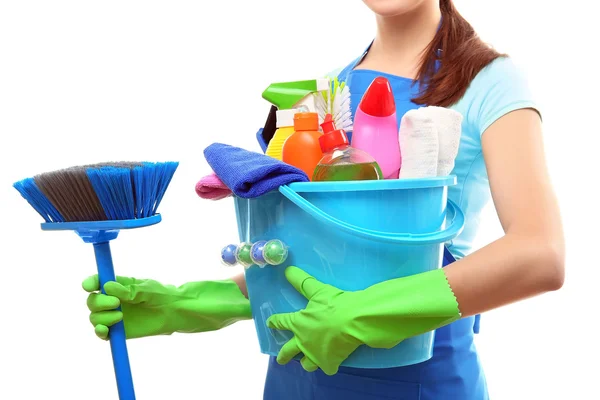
{"left": 87, "top": 167, "right": 136, "bottom": 220}
{"left": 13, "top": 178, "right": 65, "bottom": 223}
{"left": 136, "top": 162, "right": 179, "bottom": 218}
{"left": 87, "top": 162, "right": 179, "bottom": 220}
{"left": 14, "top": 161, "right": 179, "bottom": 223}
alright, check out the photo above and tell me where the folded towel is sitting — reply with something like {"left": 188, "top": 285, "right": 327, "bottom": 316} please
{"left": 398, "top": 109, "right": 439, "bottom": 178}
{"left": 424, "top": 106, "right": 463, "bottom": 176}
{"left": 204, "top": 143, "right": 309, "bottom": 198}
{"left": 195, "top": 172, "right": 232, "bottom": 200}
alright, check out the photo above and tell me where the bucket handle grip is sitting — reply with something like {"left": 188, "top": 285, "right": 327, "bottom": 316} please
{"left": 279, "top": 185, "right": 465, "bottom": 245}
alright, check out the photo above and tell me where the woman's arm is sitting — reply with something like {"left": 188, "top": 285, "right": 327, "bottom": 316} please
{"left": 444, "top": 108, "right": 565, "bottom": 317}
{"left": 231, "top": 272, "right": 249, "bottom": 298}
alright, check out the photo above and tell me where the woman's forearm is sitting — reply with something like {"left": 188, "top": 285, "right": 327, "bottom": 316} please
{"left": 231, "top": 272, "right": 248, "bottom": 298}
{"left": 444, "top": 109, "right": 566, "bottom": 318}
{"left": 444, "top": 232, "right": 565, "bottom": 317}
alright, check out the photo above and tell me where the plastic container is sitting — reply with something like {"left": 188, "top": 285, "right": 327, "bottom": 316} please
{"left": 281, "top": 112, "right": 323, "bottom": 180}
{"left": 235, "top": 177, "right": 465, "bottom": 369}
{"left": 313, "top": 114, "right": 382, "bottom": 182}
{"left": 265, "top": 109, "right": 298, "bottom": 160}
{"left": 351, "top": 76, "right": 402, "bottom": 179}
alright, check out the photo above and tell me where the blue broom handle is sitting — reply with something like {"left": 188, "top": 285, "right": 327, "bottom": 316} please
{"left": 93, "top": 241, "right": 136, "bottom": 400}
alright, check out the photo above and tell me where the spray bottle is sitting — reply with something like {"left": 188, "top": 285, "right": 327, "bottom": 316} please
{"left": 261, "top": 79, "right": 330, "bottom": 159}
{"left": 262, "top": 78, "right": 330, "bottom": 111}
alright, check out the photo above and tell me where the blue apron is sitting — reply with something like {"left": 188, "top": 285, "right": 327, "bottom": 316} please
{"left": 262, "top": 54, "right": 487, "bottom": 400}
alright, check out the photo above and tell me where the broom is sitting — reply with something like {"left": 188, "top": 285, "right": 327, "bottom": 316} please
{"left": 13, "top": 161, "right": 179, "bottom": 400}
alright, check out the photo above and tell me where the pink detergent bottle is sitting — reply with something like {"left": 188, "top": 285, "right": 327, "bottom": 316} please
{"left": 351, "top": 76, "right": 401, "bottom": 179}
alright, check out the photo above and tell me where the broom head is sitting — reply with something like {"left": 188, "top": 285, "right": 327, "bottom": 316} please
{"left": 13, "top": 161, "right": 179, "bottom": 223}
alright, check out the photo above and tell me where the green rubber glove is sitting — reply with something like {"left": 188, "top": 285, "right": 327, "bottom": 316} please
{"left": 266, "top": 266, "right": 461, "bottom": 375}
{"left": 83, "top": 275, "right": 252, "bottom": 340}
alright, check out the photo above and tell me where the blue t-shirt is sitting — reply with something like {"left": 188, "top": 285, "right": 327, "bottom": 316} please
{"left": 332, "top": 55, "right": 539, "bottom": 259}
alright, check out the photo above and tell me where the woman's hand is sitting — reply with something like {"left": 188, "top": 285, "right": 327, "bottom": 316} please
{"left": 83, "top": 275, "right": 252, "bottom": 340}
{"left": 267, "top": 267, "right": 363, "bottom": 375}
{"left": 84, "top": 275, "right": 146, "bottom": 340}
{"left": 267, "top": 266, "right": 460, "bottom": 375}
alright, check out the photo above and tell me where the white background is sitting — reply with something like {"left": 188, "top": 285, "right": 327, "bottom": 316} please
{"left": 0, "top": 1, "right": 596, "bottom": 399}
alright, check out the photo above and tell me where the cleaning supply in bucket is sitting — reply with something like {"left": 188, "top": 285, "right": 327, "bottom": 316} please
{"left": 195, "top": 172, "right": 232, "bottom": 200}
{"left": 281, "top": 112, "right": 323, "bottom": 180}
{"left": 257, "top": 105, "right": 278, "bottom": 153}
{"left": 266, "top": 266, "right": 462, "bottom": 376}
{"left": 262, "top": 78, "right": 330, "bottom": 112}
{"left": 428, "top": 106, "right": 462, "bottom": 176}
{"left": 312, "top": 114, "right": 383, "bottom": 182}
{"left": 398, "top": 108, "right": 439, "bottom": 178}
{"left": 260, "top": 78, "right": 329, "bottom": 153}
{"left": 314, "top": 76, "right": 353, "bottom": 133}
{"left": 13, "top": 161, "right": 179, "bottom": 400}
{"left": 351, "top": 76, "right": 401, "bottom": 179}
{"left": 221, "top": 240, "right": 288, "bottom": 268}
{"left": 398, "top": 106, "right": 462, "bottom": 178}
{"left": 265, "top": 108, "right": 300, "bottom": 160}
{"left": 203, "top": 143, "right": 309, "bottom": 198}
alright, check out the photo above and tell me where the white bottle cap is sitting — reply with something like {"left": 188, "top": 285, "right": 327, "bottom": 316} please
{"left": 276, "top": 108, "right": 300, "bottom": 128}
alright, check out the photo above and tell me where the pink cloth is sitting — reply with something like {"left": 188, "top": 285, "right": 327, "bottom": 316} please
{"left": 195, "top": 172, "right": 232, "bottom": 200}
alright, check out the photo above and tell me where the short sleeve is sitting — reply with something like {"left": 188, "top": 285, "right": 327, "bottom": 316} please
{"left": 464, "top": 56, "right": 540, "bottom": 135}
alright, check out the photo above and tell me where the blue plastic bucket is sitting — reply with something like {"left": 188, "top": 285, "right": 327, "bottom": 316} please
{"left": 235, "top": 176, "right": 464, "bottom": 369}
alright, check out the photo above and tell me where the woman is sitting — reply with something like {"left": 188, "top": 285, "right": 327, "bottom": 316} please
{"left": 83, "top": 0, "right": 565, "bottom": 398}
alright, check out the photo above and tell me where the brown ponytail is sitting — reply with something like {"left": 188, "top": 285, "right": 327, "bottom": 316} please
{"left": 412, "top": 0, "right": 504, "bottom": 107}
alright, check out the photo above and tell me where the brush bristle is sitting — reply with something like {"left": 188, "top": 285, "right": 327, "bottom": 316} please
{"left": 13, "top": 161, "right": 179, "bottom": 223}
{"left": 13, "top": 178, "right": 64, "bottom": 223}
{"left": 314, "top": 77, "right": 353, "bottom": 130}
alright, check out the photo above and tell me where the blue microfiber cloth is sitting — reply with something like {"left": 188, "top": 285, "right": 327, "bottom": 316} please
{"left": 204, "top": 143, "right": 309, "bottom": 198}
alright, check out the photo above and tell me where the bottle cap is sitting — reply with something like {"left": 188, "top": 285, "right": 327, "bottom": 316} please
{"left": 358, "top": 76, "right": 396, "bottom": 117}
{"left": 319, "top": 114, "right": 349, "bottom": 153}
{"left": 276, "top": 109, "right": 300, "bottom": 128}
{"left": 293, "top": 112, "right": 319, "bottom": 131}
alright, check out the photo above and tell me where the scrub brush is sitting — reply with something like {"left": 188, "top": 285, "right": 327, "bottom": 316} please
{"left": 314, "top": 76, "right": 353, "bottom": 132}
{"left": 13, "top": 161, "right": 179, "bottom": 400}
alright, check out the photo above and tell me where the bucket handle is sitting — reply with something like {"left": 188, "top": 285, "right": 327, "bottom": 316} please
{"left": 279, "top": 185, "right": 465, "bottom": 245}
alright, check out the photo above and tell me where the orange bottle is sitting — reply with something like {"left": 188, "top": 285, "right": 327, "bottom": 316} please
{"left": 282, "top": 112, "right": 323, "bottom": 180}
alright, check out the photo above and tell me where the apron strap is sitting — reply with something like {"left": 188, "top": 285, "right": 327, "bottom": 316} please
{"left": 443, "top": 246, "right": 481, "bottom": 334}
